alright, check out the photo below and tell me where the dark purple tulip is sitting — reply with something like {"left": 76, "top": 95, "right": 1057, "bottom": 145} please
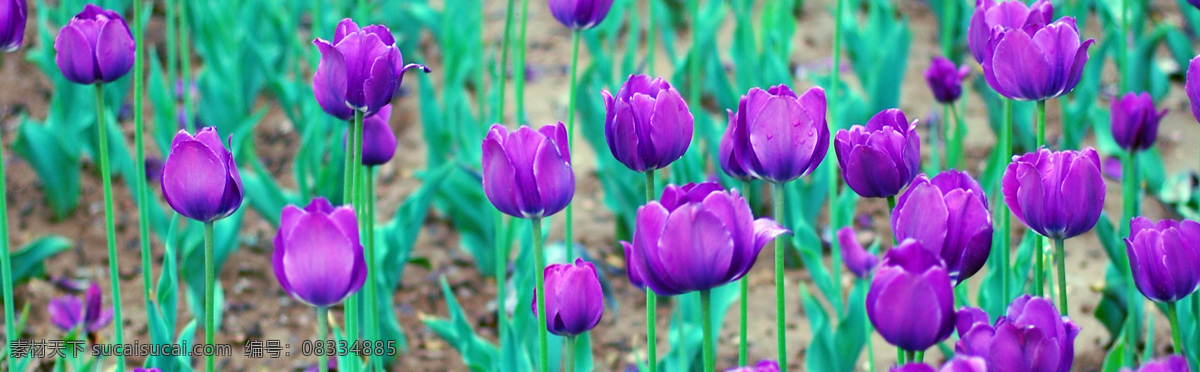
{"left": 1190, "top": 0, "right": 1200, "bottom": 10}
{"left": 955, "top": 296, "right": 1079, "bottom": 372}
{"left": 0, "top": 0, "right": 26, "bottom": 52}
{"left": 981, "top": 16, "right": 1093, "bottom": 101}
{"left": 834, "top": 109, "right": 921, "bottom": 198}
{"left": 891, "top": 364, "right": 936, "bottom": 372}
{"left": 47, "top": 283, "right": 113, "bottom": 333}
{"left": 724, "top": 360, "right": 780, "bottom": 372}
{"left": 272, "top": 198, "right": 366, "bottom": 308}
{"left": 161, "top": 127, "right": 244, "bottom": 223}
{"left": 838, "top": 226, "right": 879, "bottom": 279}
{"left": 1120, "top": 355, "right": 1190, "bottom": 372}
{"left": 866, "top": 239, "right": 956, "bottom": 352}
{"left": 548, "top": 0, "right": 613, "bottom": 30}
{"left": 892, "top": 171, "right": 993, "bottom": 284}
{"left": 603, "top": 75, "right": 693, "bottom": 173}
{"left": 621, "top": 182, "right": 788, "bottom": 296}
{"left": 721, "top": 85, "right": 829, "bottom": 184}
{"left": 1110, "top": 92, "right": 1166, "bottom": 152}
{"left": 144, "top": 157, "right": 164, "bottom": 183}
{"left": 532, "top": 258, "right": 604, "bottom": 336}
{"left": 925, "top": 57, "right": 970, "bottom": 104}
{"left": 361, "top": 104, "right": 396, "bottom": 166}
{"left": 482, "top": 122, "right": 574, "bottom": 219}
{"left": 54, "top": 4, "right": 134, "bottom": 85}
{"left": 1186, "top": 57, "right": 1200, "bottom": 124}
{"left": 1002, "top": 147, "right": 1104, "bottom": 240}
{"left": 967, "top": 0, "right": 1053, "bottom": 64}
{"left": 1125, "top": 217, "right": 1200, "bottom": 303}
{"left": 313, "top": 19, "right": 430, "bottom": 121}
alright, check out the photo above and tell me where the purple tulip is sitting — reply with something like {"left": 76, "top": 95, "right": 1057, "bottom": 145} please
{"left": 980, "top": 14, "right": 1093, "bottom": 101}
{"left": 1190, "top": 0, "right": 1200, "bottom": 10}
{"left": 532, "top": 258, "right": 604, "bottom": 336}
{"left": 891, "top": 364, "right": 936, "bottom": 372}
{"left": 1110, "top": 92, "right": 1166, "bottom": 152}
{"left": 892, "top": 171, "right": 993, "bottom": 284}
{"left": 838, "top": 226, "right": 879, "bottom": 279}
{"left": 724, "top": 360, "right": 780, "bottom": 372}
{"left": 360, "top": 104, "right": 396, "bottom": 166}
{"left": 1002, "top": 147, "right": 1104, "bottom": 240}
{"left": 313, "top": 19, "right": 429, "bottom": 121}
{"left": 0, "top": 0, "right": 26, "bottom": 52}
{"left": 939, "top": 356, "right": 988, "bottom": 372}
{"left": 967, "top": 0, "right": 1054, "bottom": 64}
{"left": 1125, "top": 217, "right": 1200, "bottom": 303}
{"left": 720, "top": 85, "right": 829, "bottom": 184}
{"left": 866, "top": 239, "right": 956, "bottom": 352}
{"left": 1120, "top": 355, "right": 1190, "bottom": 372}
{"left": 160, "top": 127, "right": 243, "bottom": 223}
{"left": 955, "top": 296, "right": 1079, "bottom": 372}
{"left": 272, "top": 198, "right": 366, "bottom": 308}
{"left": 54, "top": 4, "right": 134, "bottom": 85}
{"left": 482, "top": 122, "right": 575, "bottom": 219}
{"left": 48, "top": 283, "right": 113, "bottom": 334}
{"left": 548, "top": 0, "right": 613, "bottom": 30}
{"left": 834, "top": 109, "right": 921, "bottom": 198}
{"left": 925, "top": 57, "right": 970, "bottom": 104}
{"left": 622, "top": 182, "right": 788, "bottom": 296}
{"left": 133, "top": 369, "right": 163, "bottom": 372}
{"left": 1187, "top": 57, "right": 1200, "bottom": 124}
{"left": 602, "top": 74, "right": 693, "bottom": 173}
{"left": 304, "top": 360, "right": 337, "bottom": 372}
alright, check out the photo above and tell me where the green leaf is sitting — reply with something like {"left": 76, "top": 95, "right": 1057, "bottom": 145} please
{"left": 10, "top": 235, "right": 71, "bottom": 283}
{"left": 13, "top": 118, "right": 81, "bottom": 219}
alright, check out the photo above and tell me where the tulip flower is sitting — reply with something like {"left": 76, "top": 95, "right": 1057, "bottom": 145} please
{"left": 359, "top": 104, "right": 396, "bottom": 166}
{"left": 979, "top": 16, "right": 1093, "bottom": 101}
{"left": 939, "top": 357, "right": 988, "bottom": 372}
{"left": 48, "top": 283, "right": 113, "bottom": 334}
{"left": 313, "top": 19, "right": 429, "bottom": 120}
{"left": 482, "top": 122, "right": 574, "bottom": 219}
{"left": 602, "top": 74, "right": 693, "bottom": 173}
{"left": 54, "top": 4, "right": 134, "bottom": 85}
{"left": 1002, "top": 147, "right": 1104, "bottom": 240}
{"left": 161, "top": 127, "right": 244, "bottom": 223}
{"left": 548, "top": 0, "right": 613, "bottom": 30}
{"left": 1120, "top": 355, "right": 1190, "bottom": 372}
{"left": 1189, "top": 0, "right": 1200, "bottom": 10}
{"left": 925, "top": 57, "right": 969, "bottom": 104}
{"left": 1110, "top": 92, "right": 1166, "bottom": 152}
{"left": 866, "top": 239, "right": 955, "bottom": 353}
{"left": 834, "top": 109, "right": 921, "bottom": 198}
{"left": 273, "top": 197, "right": 366, "bottom": 308}
{"left": 1188, "top": 57, "right": 1200, "bottom": 123}
{"left": 838, "top": 226, "right": 879, "bottom": 279}
{"left": 133, "top": 369, "right": 163, "bottom": 372}
{"left": 720, "top": 85, "right": 828, "bottom": 184}
{"left": 967, "top": 0, "right": 1053, "bottom": 64}
{"left": 726, "top": 360, "right": 781, "bottom": 372}
{"left": 891, "top": 364, "right": 936, "bottom": 372}
{"left": 892, "top": 171, "right": 992, "bottom": 284}
{"left": 622, "top": 182, "right": 789, "bottom": 296}
{"left": 1125, "top": 217, "right": 1200, "bottom": 303}
{"left": 955, "top": 296, "right": 1079, "bottom": 372}
{"left": 0, "top": 0, "right": 26, "bottom": 52}
{"left": 533, "top": 258, "right": 604, "bottom": 336}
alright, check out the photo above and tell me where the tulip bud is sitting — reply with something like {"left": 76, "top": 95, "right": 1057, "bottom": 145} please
{"left": 866, "top": 240, "right": 956, "bottom": 352}
{"left": 161, "top": 127, "right": 244, "bottom": 223}
{"left": 892, "top": 171, "right": 993, "bottom": 284}
{"left": 54, "top": 4, "right": 135, "bottom": 85}
{"left": 0, "top": 0, "right": 26, "bottom": 52}
{"left": 547, "top": 0, "right": 613, "bottom": 30}
{"left": 313, "top": 19, "right": 429, "bottom": 121}
{"left": 721, "top": 85, "right": 828, "bottom": 184}
{"left": 603, "top": 75, "right": 693, "bottom": 172}
{"left": 482, "top": 122, "right": 575, "bottom": 219}
{"left": 272, "top": 198, "right": 366, "bottom": 308}
{"left": 533, "top": 258, "right": 604, "bottom": 336}
{"left": 1110, "top": 92, "right": 1166, "bottom": 152}
{"left": 834, "top": 109, "right": 921, "bottom": 198}
{"left": 838, "top": 227, "right": 879, "bottom": 279}
{"left": 1125, "top": 217, "right": 1200, "bottom": 303}
{"left": 1002, "top": 147, "right": 1104, "bottom": 240}
{"left": 361, "top": 104, "right": 397, "bottom": 166}
{"left": 1120, "top": 355, "right": 1190, "bottom": 372}
{"left": 925, "top": 57, "right": 969, "bottom": 104}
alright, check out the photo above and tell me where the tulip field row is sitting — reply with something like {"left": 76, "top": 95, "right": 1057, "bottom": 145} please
{"left": 4, "top": 0, "right": 1200, "bottom": 371}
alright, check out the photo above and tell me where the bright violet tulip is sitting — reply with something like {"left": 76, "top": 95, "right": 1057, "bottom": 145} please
{"left": 313, "top": 19, "right": 429, "bottom": 120}
{"left": 955, "top": 296, "right": 1080, "bottom": 372}
{"left": 939, "top": 356, "right": 988, "bottom": 372}
{"left": 603, "top": 74, "right": 693, "bottom": 173}
{"left": 621, "top": 182, "right": 789, "bottom": 296}
{"left": 532, "top": 258, "right": 604, "bottom": 336}
{"left": 1125, "top": 217, "right": 1200, "bottom": 303}
{"left": 892, "top": 171, "right": 993, "bottom": 284}
{"left": 1189, "top": 57, "right": 1200, "bottom": 123}
{"left": 133, "top": 369, "right": 163, "bottom": 372}
{"left": 838, "top": 226, "right": 879, "bottom": 279}
{"left": 1110, "top": 92, "right": 1166, "bottom": 152}
{"left": 980, "top": 15, "right": 1093, "bottom": 101}
{"left": 967, "top": 0, "right": 1054, "bottom": 64}
{"left": 161, "top": 127, "right": 244, "bottom": 223}
{"left": 834, "top": 109, "right": 921, "bottom": 198}
{"left": 866, "top": 240, "right": 956, "bottom": 352}
{"left": 0, "top": 0, "right": 26, "bottom": 52}
{"left": 547, "top": 0, "right": 613, "bottom": 30}
{"left": 48, "top": 283, "right": 113, "bottom": 334}
{"left": 482, "top": 122, "right": 574, "bottom": 219}
{"left": 925, "top": 57, "right": 970, "bottom": 104}
{"left": 725, "top": 360, "right": 781, "bottom": 372}
{"left": 54, "top": 4, "right": 134, "bottom": 85}
{"left": 1120, "top": 355, "right": 1190, "bottom": 372}
{"left": 891, "top": 364, "right": 936, "bottom": 372}
{"left": 360, "top": 104, "right": 397, "bottom": 166}
{"left": 1002, "top": 147, "right": 1104, "bottom": 240}
{"left": 272, "top": 198, "right": 366, "bottom": 308}
{"left": 720, "top": 85, "right": 828, "bottom": 184}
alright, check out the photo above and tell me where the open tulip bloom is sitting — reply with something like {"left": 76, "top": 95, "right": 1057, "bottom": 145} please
{"left": 313, "top": 19, "right": 429, "bottom": 121}
{"left": 48, "top": 283, "right": 113, "bottom": 338}
{"left": 956, "top": 296, "right": 1079, "bottom": 372}
{"left": 892, "top": 171, "right": 992, "bottom": 285}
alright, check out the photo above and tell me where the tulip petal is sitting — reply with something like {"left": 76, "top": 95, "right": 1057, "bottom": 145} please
{"left": 648, "top": 88, "right": 692, "bottom": 168}
{"left": 657, "top": 206, "right": 734, "bottom": 292}
{"left": 532, "top": 135, "right": 574, "bottom": 217}
{"left": 55, "top": 25, "right": 97, "bottom": 84}
{"left": 48, "top": 296, "right": 83, "bottom": 331}
{"left": 893, "top": 182, "right": 950, "bottom": 258}
{"left": 482, "top": 129, "right": 522, "bottom": 217}
{"left": 161, "top": 140, "right": 230, "bottom": 222}
{"left": 362, "top": 52, "right": 399, "bottom": 116}
{"left": 282, "top": 214, "right": 358, "bottom": 307}
{"left": 94, "top": 17, "right": 134, "bottom": 83}
{"left": 333, "top": 18, "right": 359, "bottom": 44}
{"left": 991, "top": 29, "right": 1052, "bottom": 100}
{"left": 748, "top": 97, "right": 813, "bottom": 182}
{"left": 845, "top": 145, "right": 901, "bottom": 198}
{"left": 313, "top": 39, "right": 353, "bottom": 120}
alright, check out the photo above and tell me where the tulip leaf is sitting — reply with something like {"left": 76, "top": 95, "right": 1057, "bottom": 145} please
{"left": 422, "top": 276, "right": 499, "bottom": 369}
{"left": 13, "top": 117, "right": 81, "bottom": 219}
{"left": 10, "top": 235, "right": 71, "bottom": 284}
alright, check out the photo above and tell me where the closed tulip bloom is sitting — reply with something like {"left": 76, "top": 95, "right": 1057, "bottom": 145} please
{"left": 0, "top": 0, "right": 26, "bottom": 52}
{"left": 1186, "top": 57, "right": 1200, "bottom": 124}
{"left": 1125, "top": 217, "right": 1200, "bottom": 303}
{"left": 548, "top": 0, "right": 613, "bottom": 30}
{"left": 273, "top": 198, "right": 366, "bottom": 308}
{"left": 48, "top": 283, "right": 113, "bottom": 333}
{"left": 313, "top": 19, "right": 429, "bottom": 121}
{"left": 967, "top": 0, "right": 1053, "bottom": 64}
{"left": 360, "top": 104, "right": 396, "bottom": 166}
{"left": 866, "top": 239, "right": 956, "bottom": 351}
{"left": 54, "top": 4, "right": 134, "bottom": 85}
{"left": 621, "top": 182, "right": 788, "bottom": 296}
{"left": 892, "top": 171, "right": 993, "bottom": 284}
{"left": 980, "top": 16, "right": 1093, "bottom": 101}
{"left": 835, "top": 109, "right": 921, "bottom": 198}
{"left": 1120, "top": 355, "right": 1190, "bottom": 372}
{"left": 533, "top": 258, "right": 603, "bottom": 336}
{"left": 838, "top": 226, "right": 879, "bottom": 279}
{"left": 482, "top": 122, "right": 574, "bottom": 219}
{"left": 725, "top": 360, "right": 781, "bottom": 372}
{"left": 1002, "top": 147, "right": 1104, "bottom": 240}
{"left": 161, "top": 127, "right": 244, "bottom": 223}
{"left": 956, "top": 295, "right": 1079, "bottom": 372}
{"left": 603, "top": 74, "right": 693, "bottom": 172}
{"left": 925, "top": 57, "right": 970, "bottom": 104}
{"left": 1110, "top": 92, "right": 1166, "bottom": 152}
{"left": 721, "top": 85, "right": 829, "bottom": 184}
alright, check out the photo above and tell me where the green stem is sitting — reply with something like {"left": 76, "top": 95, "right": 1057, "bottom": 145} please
{"left": 866, "top": 321, "right": 876, "bottom": 372}
{"left": 940, "top": 0, "right": 952, "bottom": 58}
{"left": 887, "top": 195, "right": 896, "bottom": 212}
{"left": 931, "top": 104, "right": 944, "bottom": 171}
{"left": 1000, "top": 98, "right": 1012, "bottom": 302}
{"left": 647, "top": 0, "right": 656, "bottom": 75}
{"left": 1167, "top": 301, "right": 1183, "bottom": 356}
{"left": 1119, "top": 0, "right": 1128, "bottom": 92}
{"left": 180, "top": 0, "right": 192, "bottom": 132}
{"left": 898, "top": 348, "right": 906, "bottom": 364}
{"left": 826, "top": 0, "right": 846, "bottom": 314}
{"left": 772, "top": 182, "right": 788, "bottom": 371}
{"left": 738, "top": 274, "right": 748, "bottom": 366}
{"left": 496, "top": 0, "right": 516, "bottom": 123}
{"left": 133, "top": 0, "right": 152, "bottom": 322}
{"left": 1036, "top": 100, "right": 1046, "bottom": 148}
{"left": 689, "top": 0, "right": 700, "bottom": 109}
{"left": 564, "top": 31, "right": 580, "bottom": 260}
{"left": 344, "top": 111, "right": 364, "bottom": 371}
{"left": 1035, "top": 235, "right": 1044, "bottom": 297}
{"left": 1055, "top": 240, "right": 1068, "bottom": 316}
{"left": 1034, "top": 100, "right": 1046, "bottom": 298}
{"left": 318, "top": 307, "right": 329, "bottom": 372}
{"left": 532, "top": 218, "right": 548, "bottom": 372}
{"left": 495, "top": 211, "right": 508, "bottom": 344}
{"left": 701, "top": 289, "right": 714, "bottom": 372}
{"left": 203, "top": 221, "right": 215, "bottom": 372}
{"left": 95, "top": 84, "right": 126, "bottom": 372}
{"left": 514, "top": 0, "right": 530, "bottom": 123}
{"left": 915, "top": 350, "right": 924, "bottom": 363}
{"left": 644, "top": 171, "right": 658, "bottom": 372}
{"left": 0, "top": 76, "right": 13, "bottom": 366}
{"left": 365, "top": 168, "right": 379, "bottom": 371}
{"left": 565, "top": 336, "right": 577, "bottom": 372}
{"left": 950, "top": 103, "right": 965, "bottom": 169}
{"left": 1122, "top": 149, "right": 1140, "bottom": 365}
